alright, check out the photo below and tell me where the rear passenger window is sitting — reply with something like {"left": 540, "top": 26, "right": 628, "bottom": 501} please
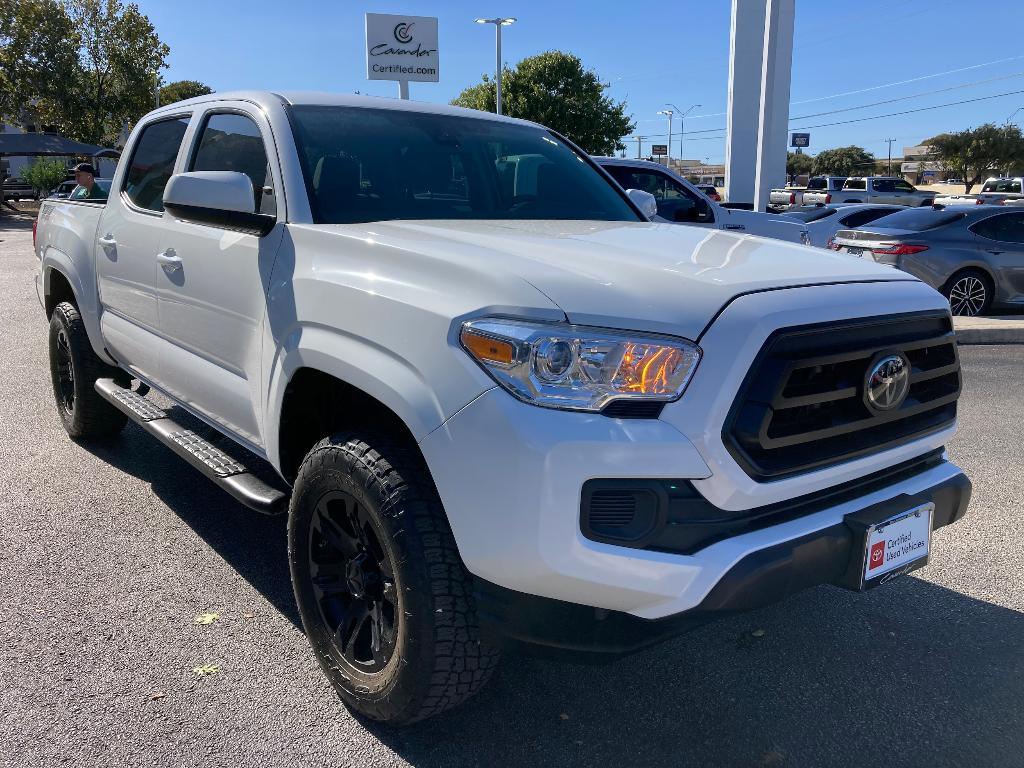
{"left": 190, "top": 113, "right": 274, "bottom": 215}
{"left": 123, "top": 117, "right": 190, "bottom": 212}
{"left": 970, "top": 212, "right": 1024, "bottom": 243}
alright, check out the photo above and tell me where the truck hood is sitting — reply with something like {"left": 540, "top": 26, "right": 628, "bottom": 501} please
{"left": 308, "top": 220, "right": 916, "bottom": 339}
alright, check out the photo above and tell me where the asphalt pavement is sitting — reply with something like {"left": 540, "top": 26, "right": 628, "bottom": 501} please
{"left": 1, "top": 214, "right": 1023, "bottom": 768}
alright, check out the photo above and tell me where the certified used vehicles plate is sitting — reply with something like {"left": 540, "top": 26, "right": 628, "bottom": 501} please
{"left": 860, "top": 503, "right": 934, "bottom": 589}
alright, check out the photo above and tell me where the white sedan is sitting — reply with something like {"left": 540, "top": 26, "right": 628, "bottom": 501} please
{"left": 781, "top": 203, "right": 906, "bottom": 248}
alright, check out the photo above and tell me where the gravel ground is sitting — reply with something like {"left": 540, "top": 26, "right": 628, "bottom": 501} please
{"left": 1, "top": 214, "right": 1022, "bottom": 768}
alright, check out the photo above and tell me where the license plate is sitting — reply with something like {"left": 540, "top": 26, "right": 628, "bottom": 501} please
{"left": 860, "top": 503, "right": 933, "bottom": 589}
{"left": 845, "top": 246, "right": 864, "bottom": 257}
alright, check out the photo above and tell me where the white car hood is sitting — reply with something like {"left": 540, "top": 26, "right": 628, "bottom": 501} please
{"left": 313, "top": 219, "right": 915, "bottom": 340}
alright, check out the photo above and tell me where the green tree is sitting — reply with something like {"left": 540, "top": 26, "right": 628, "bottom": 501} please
{"left": 21, "top": 157, "right": 68, "bottom": 195}
{"left": 64, "top": 0, "right": 169, "bottom": 146}
{"left": 0, "top": 0, "right": 80, "bottom": 127}
{"left": 811, "top": 145, "right": 875, "bottom": 177}
{"left": 924, "top": 123, "right": 1024, "bottom": 193}
{"left": 159, "top": 79, "right": 213, "bottom": 105}
{"left": 786, "top": 151, "right": 813, "bottom": 179}
{"left": 451, "top": 51, "right": 634, "bottom": 155}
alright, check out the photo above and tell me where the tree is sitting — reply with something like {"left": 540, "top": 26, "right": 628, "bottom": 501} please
{"left": 159, "top": 79, "right": 213, "bottom": 105}
{"left": 0, "top": 0, "right": 80, "bottom": 127}
{"left": 924, "top": 123, "right": 1024, "bottom": 193}
{"left": 786, "top": 151, "right": 813, "bottom": 179}
{"left": 452, "top": 51, "right": 634, "bottom": 155}
{"left": 811, "top": 146, "right": 875, "bottom": 177}
{"left": 21, "top": 157, "right": 68, "bottom": 195}
{"left": 63, "top": 0, "right": 169, "bottom": 146}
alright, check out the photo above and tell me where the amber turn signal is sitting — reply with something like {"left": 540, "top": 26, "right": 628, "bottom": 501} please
{"left": 461, "top": 328, "right": 515, "bottom": 365}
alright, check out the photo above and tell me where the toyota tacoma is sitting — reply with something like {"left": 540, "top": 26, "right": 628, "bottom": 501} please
{"left": 34, "top": 92, "right": 970, "bottom": 725}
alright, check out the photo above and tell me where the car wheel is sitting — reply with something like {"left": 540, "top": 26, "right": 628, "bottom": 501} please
{"left": 48, "top": 301, "right": 128, "bottom": 439}
{"left": 944, "top": 269, "right": 992, "bottom": 317}
{"left": 288, "top": 432, "right": 499, "bottom": 725}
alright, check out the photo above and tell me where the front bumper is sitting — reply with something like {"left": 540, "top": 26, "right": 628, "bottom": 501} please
{"left": 473, "top": 469, "right": 970, "bottom": 661}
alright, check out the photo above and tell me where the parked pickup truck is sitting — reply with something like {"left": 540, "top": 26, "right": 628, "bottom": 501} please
{"left": 596, "top": 157, "right": 811, "bottom": 244}
{"left": 35, "top": 91, "right": 970, "bottom": 725}
{"left": 769, "top": 176, "right": 847, "bottom": 211}
{"left": 934, "top": 177, "right": 1024, "bottom": 208}
{"left": 804, "top": 177, "right": 935, "bottom": 207}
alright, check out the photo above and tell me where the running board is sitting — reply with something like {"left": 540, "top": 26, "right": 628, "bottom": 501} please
{"left": 95, "top": 378, "right": 288, "bottom": 515}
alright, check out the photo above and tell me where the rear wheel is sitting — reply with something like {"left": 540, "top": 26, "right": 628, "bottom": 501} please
{"left": 48, "top": 301, "right": 128, "bottom": 439}
{"left": 944, "top": 269, "right": 992, "bottom": 317}
{"left": 288, "top": 432, "right": 499, "bottom": 725}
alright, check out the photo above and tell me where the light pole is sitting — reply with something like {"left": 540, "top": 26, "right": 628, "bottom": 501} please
{"left": 656, "top": 109, "right": 674, "bottom": 165}
{"left": 666, "top": 103, "right": 700, "bottom": 161}
{"left": 474, "top": 17, "right": 516, "bottom": 116}
{"left": 1007, "top": 107, "right": 1023, "bottom": 125}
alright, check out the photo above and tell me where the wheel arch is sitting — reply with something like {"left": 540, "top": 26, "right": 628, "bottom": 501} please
{"left": 40, "top": 249, "right": 114, "bottom": 364}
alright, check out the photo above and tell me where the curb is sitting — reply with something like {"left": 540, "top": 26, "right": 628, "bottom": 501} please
{"left": 953, "top": 317, "right": 1024, "bottom": 345}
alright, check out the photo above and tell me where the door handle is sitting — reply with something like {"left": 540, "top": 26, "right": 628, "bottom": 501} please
{"left": 987, "top": 250, "right": 1004, "bottom": 255}
{"left": 98, "top": 234, "right": 116, "bottom": 246}
{"left": 725, "top": 224, "right": 746, "bottom": 231}
{"left": 156, "top": 248, "right": 182, "bottom": 272}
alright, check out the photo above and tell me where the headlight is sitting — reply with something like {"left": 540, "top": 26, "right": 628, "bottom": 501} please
{"left": 460, "top": 318, "right": 701, "bottom": 412}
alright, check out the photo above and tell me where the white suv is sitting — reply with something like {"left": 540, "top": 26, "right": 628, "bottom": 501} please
{"left": 34, "top": 91, "right": 970, "bottom": 725}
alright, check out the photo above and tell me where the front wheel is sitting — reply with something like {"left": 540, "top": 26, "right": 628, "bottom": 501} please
{"left": 944, "top": 269, "right": 992, "bottom": 317}
{"left": 288, "top": 433, "right": 499, "bottom": 725}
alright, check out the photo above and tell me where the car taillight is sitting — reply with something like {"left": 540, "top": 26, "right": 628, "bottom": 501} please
{"left": 32, "top": 219, "right": 37, "bottom": 247}
{"left": 871, "top": 244, "right": 929, "bottom": 256}
{"left": 824, "top": 193, "right": 831, "bottom": 204}
{"left": 789, "top": 192, "right": 795, "bottom": 204}
{"left": 826, "top": 236, "right": 837, "bottom": 250}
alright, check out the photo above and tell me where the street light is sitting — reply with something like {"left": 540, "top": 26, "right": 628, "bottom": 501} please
{"left": 474, "top": 17, "right": 516, "bottom": 116}
{"left": 656, "top": 109, "right": 674, "bottom": 165}
{"left": 666, "top": 103, "right": 700, "bottom": 161}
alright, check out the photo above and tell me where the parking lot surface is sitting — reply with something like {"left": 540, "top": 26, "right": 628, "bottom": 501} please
{"left": 1, "top": 216, "right": 1022, "bottom": 768}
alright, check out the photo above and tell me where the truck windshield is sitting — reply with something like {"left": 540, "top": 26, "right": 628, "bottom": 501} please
{"left": 288, "top": 105, "right": 640, "bottom": 224}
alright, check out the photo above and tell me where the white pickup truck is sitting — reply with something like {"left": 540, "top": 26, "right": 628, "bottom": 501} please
{"left": 804, "top": 176, "right": 935, "bottom": 207}
{"left": 934, "top": 177, "right": 1024, "bottom": 208}
{"left": 769, "top": 176, "right": 847, "bottom": 211}
{"left": 595, "top": 157, "right": 811, "bottom": 244}
{"left": 34, "top": 91, "right": 970, "bottom": 725}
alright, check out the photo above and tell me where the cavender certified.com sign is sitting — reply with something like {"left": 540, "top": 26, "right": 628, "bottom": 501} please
{"left": 365, "top": 13, "right": 439, "bottom": 83}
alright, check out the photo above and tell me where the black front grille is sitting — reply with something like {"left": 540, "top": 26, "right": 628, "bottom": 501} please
{"left": 725, "top": 311, "right": 960, "bottom": 481}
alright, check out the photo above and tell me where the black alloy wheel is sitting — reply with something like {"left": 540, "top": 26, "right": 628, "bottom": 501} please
{"left": 309, "top": 489, "right": 399, "bottom": 673}
{"left": 53, "top": 326, "right": 75, "bottom": 417}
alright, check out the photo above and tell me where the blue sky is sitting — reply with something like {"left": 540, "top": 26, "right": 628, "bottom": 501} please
{"left": 137, "top": 0, "right": 1021, "bottom": 162}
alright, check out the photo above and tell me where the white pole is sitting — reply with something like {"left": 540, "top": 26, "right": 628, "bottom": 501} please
{"left": 495, "top": 24, "right": 503, "bottom": 115}
{"left": 399, "top": 81, "right": 409, "bottom": 100}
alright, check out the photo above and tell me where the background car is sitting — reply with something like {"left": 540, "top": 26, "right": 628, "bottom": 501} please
{"left": 695, "top": 183, "right": 721, "bottom": 202}
{"left": 829, "top": 206, "right": 1024, "bottom": 316}
{"left": 2, "top": 177, "right": 39, "bottom": 202}
{"left": 49, "top": 180, "right": 78, "bottom": 199}
{"left": 782, "top": 203, "right": 905, "bottom": 247}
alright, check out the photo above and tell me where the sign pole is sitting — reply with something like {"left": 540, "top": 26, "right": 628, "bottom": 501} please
{"left": 399, "top": 81, "right": 409, "bottom": 100}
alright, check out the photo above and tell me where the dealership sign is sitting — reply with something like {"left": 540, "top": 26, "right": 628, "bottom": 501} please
{"left": 652, "top": 144, "right": 668, "bottom": 156}
{"left": 790, "top": 132, "right": 810, "bottom": 148}
{"left": 365, "top": 13, "right": 439, "bottom": 83}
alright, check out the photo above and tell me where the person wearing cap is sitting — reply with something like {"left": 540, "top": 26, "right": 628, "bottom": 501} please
{"left": 70, "top": 163, "right": 106, "bottom": 201}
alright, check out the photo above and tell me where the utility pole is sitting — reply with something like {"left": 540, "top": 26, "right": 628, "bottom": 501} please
{"left": 666, "top": 103, "right": 701, "bottom": 164}
{"left": 885, "top": 137, "right": 895, "bottom": 175}
{"left": 657, "top": 109, "right": 674, "bottom": 164}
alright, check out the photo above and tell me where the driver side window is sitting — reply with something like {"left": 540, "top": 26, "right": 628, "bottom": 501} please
{"left": 606, "top": 166, "right": 712, "bottom": 223}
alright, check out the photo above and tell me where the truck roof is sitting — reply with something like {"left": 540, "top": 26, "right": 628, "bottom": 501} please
{"left": 146, "top": 89, "right": 539, "bottom": 129}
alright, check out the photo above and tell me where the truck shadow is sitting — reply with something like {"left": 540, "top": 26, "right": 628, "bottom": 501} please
{"left": 80, "top": 415, "right": 1023, "bottom": 768}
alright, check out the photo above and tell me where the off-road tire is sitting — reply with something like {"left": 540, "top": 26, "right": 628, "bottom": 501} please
{"left": 288, "top": 432, "right": 499, "bottom": 725}
{"left": 48, "top": 301, "right": 127, "bottom": 439}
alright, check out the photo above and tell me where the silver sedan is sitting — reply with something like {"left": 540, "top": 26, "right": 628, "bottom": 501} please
{"left": 830, "top": 206, "right": 1024, "bottom": 316}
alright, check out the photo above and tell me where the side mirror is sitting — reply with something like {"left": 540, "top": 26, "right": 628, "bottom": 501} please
{"left": 163, "top": 171, "right": 275, "bottom": 237}
{"left": 626, "top": 188, "right": 658, "bottom": 219}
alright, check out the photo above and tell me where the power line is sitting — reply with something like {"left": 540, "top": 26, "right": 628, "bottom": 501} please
{"left": 790, "top": 70, "right": 1024, "bottom": 120}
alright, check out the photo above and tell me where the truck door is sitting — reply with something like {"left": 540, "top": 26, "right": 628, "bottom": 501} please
{"left": 95, "top": 115, "right": 191, "bottom": 382}
{"left": 155, "top": 107, "right": 284, "bottom": 448}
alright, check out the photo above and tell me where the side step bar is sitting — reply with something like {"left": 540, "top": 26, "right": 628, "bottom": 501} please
{"left": 95, "top": 378, "right": 288, "bottom": 515}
